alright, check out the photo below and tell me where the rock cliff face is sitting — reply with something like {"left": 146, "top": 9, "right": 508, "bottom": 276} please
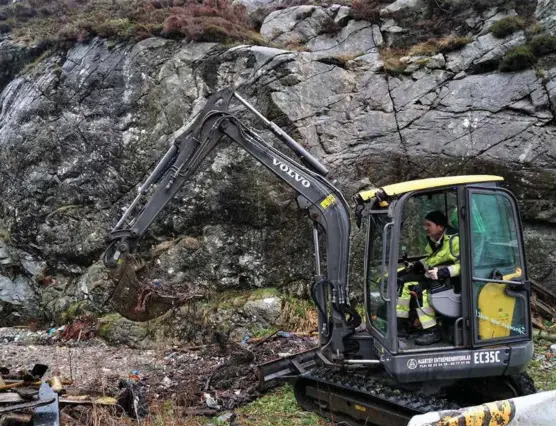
{"left": 0, "top": 0, "right": 554, "bottom": 338}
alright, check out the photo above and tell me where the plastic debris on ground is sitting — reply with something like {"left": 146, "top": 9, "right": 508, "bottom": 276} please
{"left": 1, "top": 327, "right": 318, "bottom": 422}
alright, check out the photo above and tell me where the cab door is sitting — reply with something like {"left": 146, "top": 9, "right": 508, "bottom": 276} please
{"left": 465, "top": 187, "right": 531, "bottom": 346}
{"left": 364, "top": 213, "right": 394, "bottom": 351}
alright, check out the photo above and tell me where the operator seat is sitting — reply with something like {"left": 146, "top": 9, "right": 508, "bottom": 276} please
{"left": 429, "top": 280, "right": 461, "bottom": 318}
{"left": 429, "top": 227, "right": 462, "bottom": 319}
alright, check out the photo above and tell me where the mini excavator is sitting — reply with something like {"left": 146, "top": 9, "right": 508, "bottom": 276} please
{"left": 103, "top": 88, "right": 536, "bottom": 425}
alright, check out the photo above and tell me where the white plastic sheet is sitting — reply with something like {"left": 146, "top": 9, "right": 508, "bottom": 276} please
{"left": 408, "top": 391, "right": 556, "bottom": 426}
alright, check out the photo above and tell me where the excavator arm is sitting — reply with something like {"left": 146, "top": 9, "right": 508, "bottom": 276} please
{"left": 103, "top": 88, "right": 359, "bottom": 361}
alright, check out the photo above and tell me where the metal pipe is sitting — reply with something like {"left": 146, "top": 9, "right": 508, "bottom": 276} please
{"left": 312, "top": 225, "right": 321, "bottom": 276}
{"left": 233, "top": 92, "right": 328, "bottom": 176}
{"left": 344, "top": 359, "right": 381, "bottom": 364}
{"left": 139, "top": 144, "right": 178, "bottom": 195}
{"left": 114, "top": 144, "right": 178, "bottom": 230}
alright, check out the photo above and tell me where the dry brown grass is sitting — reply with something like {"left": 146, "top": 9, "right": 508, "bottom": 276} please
{"left": 436, "top": 36, "right": 472, "bottom": 52}
{"left": 335, "top": 51, "right": 365, "bottom": 62}
{"left": 277, "top": 297, "right": 317, "bottom": 333}
{"left": 61, "top": 400, "right": 207, "bottom": 426}
{"left": 0, "top": 0, "right": 262, "bottom": 46}
{"left": 349, "top": 0, "right": 381, "bottom": 23}
{"left": 379, "top": 47, "right": 408, "bottom": 75}
{"left": 284, "top": 40, "right": 311, "bottom": 52}
{"left": 408, "top": 36, "right": 472, "bottom": 56}
{"left": 408, "top": 39, "right": 438, "bottom": 56}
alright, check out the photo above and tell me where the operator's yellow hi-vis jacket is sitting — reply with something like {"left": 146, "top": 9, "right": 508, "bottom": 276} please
{"left": 396, "top": 229, "right": 460, "bottom": 328}
{"left": 421, "top": 229, "right": 460, "bottom": 277}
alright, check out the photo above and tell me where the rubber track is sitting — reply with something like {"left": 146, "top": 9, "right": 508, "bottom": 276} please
{"left": 302, "top": 367, "right": 461, "bottom": 414}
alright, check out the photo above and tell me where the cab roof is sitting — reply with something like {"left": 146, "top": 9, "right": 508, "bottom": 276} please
{"left": 358, "top": 175, "right": 504, "bottom": 201}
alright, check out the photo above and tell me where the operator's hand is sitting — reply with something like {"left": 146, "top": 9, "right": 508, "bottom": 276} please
{"left": 425, "top": 267, "right": 438, "bottom": 280}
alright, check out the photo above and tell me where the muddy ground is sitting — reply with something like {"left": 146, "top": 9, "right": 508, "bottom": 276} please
{"left": 0, "top": 327, "right": 317, "bottom": 424}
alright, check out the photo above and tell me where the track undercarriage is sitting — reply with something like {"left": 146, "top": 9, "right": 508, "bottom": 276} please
{"left": 260, "top": 349, "right": 536, "bottom": 426}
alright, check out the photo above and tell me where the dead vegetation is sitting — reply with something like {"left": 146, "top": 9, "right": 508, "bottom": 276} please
{"left": 277, "top": 297, "right": 318, "bottom": 333}
{"left": 39, "top": 331, "right": 317, "bottom": 424}
{"left": 0, "top": 0, "right": 263, "bottom": 46}
{"left": 349, "top": 0, "right": 381, "bottom": 23}
{"left": 379, "top": 47, "right": 408, "bottom": 75}
{"left": 408, "top": 36, "right": 472, "bottom": 56}
{"left": 60, "top": 315, "right": 99, "bottom": 342}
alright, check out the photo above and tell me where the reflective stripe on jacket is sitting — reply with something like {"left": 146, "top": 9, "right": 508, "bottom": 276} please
{"left": 422, "top": 228, "right": 460, "bottom": 277}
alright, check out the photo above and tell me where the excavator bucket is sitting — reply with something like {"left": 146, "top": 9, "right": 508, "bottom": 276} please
{"left": 108, "top": 256, "right": 175, "bottom": 322}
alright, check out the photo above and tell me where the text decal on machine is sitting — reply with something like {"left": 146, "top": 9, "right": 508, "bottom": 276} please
{"left": 474, "top": 350, "right": 501, "bottom": 364}
{"left": 272, "top": 158, "right": 311, "bottom": 188}
{"left": 406, "top": 350, "right": 502, "bottom": 369}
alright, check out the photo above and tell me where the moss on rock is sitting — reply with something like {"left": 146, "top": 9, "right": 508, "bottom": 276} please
{"left": 63, "top": 301, "right": 91, "bottom": 323}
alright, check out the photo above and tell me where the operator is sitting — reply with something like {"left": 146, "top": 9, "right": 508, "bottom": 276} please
{"left": 396, "top": 210, "right": 460, "bottom": 346}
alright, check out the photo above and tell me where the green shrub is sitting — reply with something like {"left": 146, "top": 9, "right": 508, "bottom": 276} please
{"left": 529, "top": 34, "right": 556, "bottom": 56}
{"left": 499, "top": 45, "right": 537, "bottom": 72}
{"left": 491, "top": 16, "right": 526, "bottom": 38}
{"left": 527, "top": 23, "right": 543, "bottom": 36}
{"left": 94, "top": 18, "right": 136, "bottom": 40}
{"left": 0, "top": 21, "right": 10, "bottom": 33}
{"left": 471, "top": 0, "right": 493, "bottom": 12}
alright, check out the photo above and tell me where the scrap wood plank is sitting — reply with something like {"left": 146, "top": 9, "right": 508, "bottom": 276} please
{"left": 530, "top": 280, "right": 556, "bottom": 321}
{"left": 534, "top": 299, "right": 555, "bottom": 319}
{"left": 532, "top": 316, "right": 547, "bottom": 330}
{"left": 0, "top": 393, "right": 25, "bottom": 404}
{"left": 60, "top": 395, "right": 117, "bottom": 405}
{"left": 531, "top": 279, "right": 556, "bottom": 303}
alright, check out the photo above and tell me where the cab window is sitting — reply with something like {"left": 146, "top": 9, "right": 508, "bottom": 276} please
{"left": 470, "top": 191, "right": 528, "bottom": 342}
{"left": 399, "top": 190, "right": 458, "bottom": 260}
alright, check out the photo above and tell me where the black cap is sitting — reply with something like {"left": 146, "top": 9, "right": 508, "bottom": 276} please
{"left": 425, "top": 210, "right": 447, "bottom": 227}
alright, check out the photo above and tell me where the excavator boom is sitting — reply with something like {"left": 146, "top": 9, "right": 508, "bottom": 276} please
{"left": 104, "top": 88, "right": 358, "bottom": 359}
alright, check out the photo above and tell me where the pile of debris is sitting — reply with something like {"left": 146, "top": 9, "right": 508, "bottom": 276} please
{"left": 0, "top": 364, "right": 61, "bottom": 425}
{"left": 147, "top": 331, "right": 317, "bottom": 416}
{"left": 0, "top": 362, "right": 150, "bottom": 425}
{"left": 531, "top": 279, "right": 556, "bottom": 339}
{"left": 0, "top": 327, "right": 317, "bottom": 424}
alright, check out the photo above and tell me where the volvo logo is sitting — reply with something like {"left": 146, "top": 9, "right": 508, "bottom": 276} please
{"left": 272, "top": 158, "right": 311, "bottom": 188}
